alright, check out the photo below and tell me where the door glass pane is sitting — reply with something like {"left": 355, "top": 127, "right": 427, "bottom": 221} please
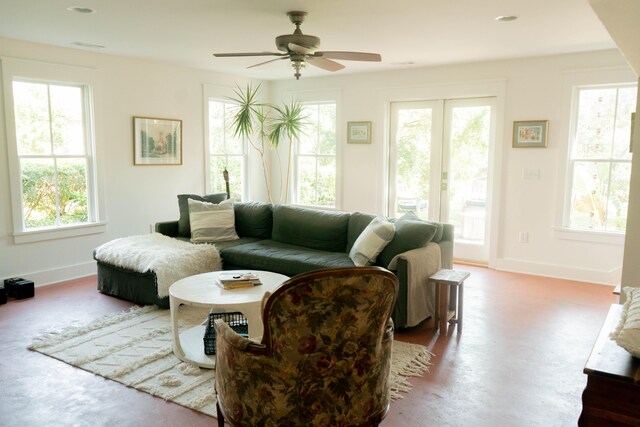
{"left": 393, "top": 108, "right": 432, "bottom": 219}
{"left": 448, "top": 106, "right": 490, "bottom": 242}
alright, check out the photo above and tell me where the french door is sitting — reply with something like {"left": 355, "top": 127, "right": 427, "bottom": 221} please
{"left": 388, "top": 97, "right": 496, "bottom": 263}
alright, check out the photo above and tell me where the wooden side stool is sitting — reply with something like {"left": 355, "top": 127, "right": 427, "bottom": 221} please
{"left": 429, "top": 269, "right": 470, "bottom": 335}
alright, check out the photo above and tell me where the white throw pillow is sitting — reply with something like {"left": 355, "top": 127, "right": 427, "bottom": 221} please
{"left": 349, "top": 217, "right": 395, "bottom": 267}
{"left": 611, "top": 287, "right": 640, "bottom": 357}
{"left": 188, "top": 198, "right": 239, "bottom": 243}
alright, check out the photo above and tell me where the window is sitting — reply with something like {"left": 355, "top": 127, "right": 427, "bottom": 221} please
{"left": 2, "top": 58, "right": 103, "bottom": 243}
{"left": 206, "top": 99, "right": 247, "bottom": 201}
{"left": 565, "top": 84, "right": 637, "bottom": 233}
{"left": 295, "top": 102, "right": 337, "bottom": 207}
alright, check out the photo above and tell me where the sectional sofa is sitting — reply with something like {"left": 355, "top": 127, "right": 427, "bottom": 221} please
{"left": 97, "top": 195, "right": 453, "bottom": 328}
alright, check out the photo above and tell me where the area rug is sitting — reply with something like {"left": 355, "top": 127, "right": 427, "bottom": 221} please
{"left": 29, "top": 305, "right": 433, "bottom": 418}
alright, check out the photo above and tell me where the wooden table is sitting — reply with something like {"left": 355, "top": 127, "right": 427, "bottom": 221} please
{"left": 169, "top": 270, "right": 289, "bottom": 369}
{"left": 429, "top": 269, "right": 469, "bottom": 335}
{"left": 579, "top": 304, "right": 640, "bottom": 426}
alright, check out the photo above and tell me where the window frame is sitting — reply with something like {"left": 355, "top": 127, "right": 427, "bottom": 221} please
{"left": 554, "top": 67, "right": 638, "bottom": 244}
{"left": 204, "top": 97, "right": 249, "bottom": 201}
{"left": 294, "top": 100, "right": 339, "bottom": 209}
{"left": 2, "top": 57, "right": 105, "bottom": 244}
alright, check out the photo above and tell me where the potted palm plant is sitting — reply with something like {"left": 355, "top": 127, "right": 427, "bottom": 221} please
{"left": 228, "top": 84, "right": 307, "bottom": 204}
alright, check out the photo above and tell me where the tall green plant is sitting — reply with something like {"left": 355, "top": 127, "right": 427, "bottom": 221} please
{"left": 269, "top": 102, "right": 306, "bottom": 204}
{"left": 228, "top": 84, "right": 307, "bottom": 204}
{"left": 229, "top": 84, "right": 273, "bottom": 201}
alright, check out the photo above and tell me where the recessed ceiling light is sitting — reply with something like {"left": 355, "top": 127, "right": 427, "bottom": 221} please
{"left": 67, "top": 6, "right": 96, "bottom": 14}
{"left": 495, "top": 15, "right": 518, "bottom": 22}
{"left": 71, "top": 41, "right": 105, "bottom": 49}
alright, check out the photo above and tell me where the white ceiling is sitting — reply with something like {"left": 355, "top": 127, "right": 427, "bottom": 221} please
{"left": 0, "top": 0, "right": 617, "bottom": 81}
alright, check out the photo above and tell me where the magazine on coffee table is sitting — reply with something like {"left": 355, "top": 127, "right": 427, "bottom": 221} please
{"left": 216, "top": 272, "right": 262, "bottom": 289}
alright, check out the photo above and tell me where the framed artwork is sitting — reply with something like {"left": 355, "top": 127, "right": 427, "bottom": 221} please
{"left": 512, "top": 120, "right": 548, "bottom": 148}
{"left": 347, "top": 121, "right": 372, "bottom": 144}
{"left": 133, "top": 116, "right": 182, "bottom": 165}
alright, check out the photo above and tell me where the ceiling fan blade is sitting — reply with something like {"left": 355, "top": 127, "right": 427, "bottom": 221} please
{"left": 213, "top": 52, "right": 287, "bottom": 58}
{"left": 248, "top": 57, "right": 289, "bottom": 69}
{"left": 316, "top": 51, "right": 382, "bottom": 62}
{"left": 288, "top": 43, "right": 314, "bottom": 55}
{"left": 307, "top": 56, "right": 345, "bottom": 72}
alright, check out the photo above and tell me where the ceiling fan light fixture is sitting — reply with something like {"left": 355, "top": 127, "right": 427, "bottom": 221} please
{"left": 291, "top": 60, "right": 306, "bottom": 80}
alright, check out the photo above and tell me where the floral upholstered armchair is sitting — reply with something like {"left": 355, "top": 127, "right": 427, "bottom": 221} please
{"left": 214, "top": 266, "right": 399, "bottom": 427}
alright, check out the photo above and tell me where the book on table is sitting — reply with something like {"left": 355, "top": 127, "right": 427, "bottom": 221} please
{"left": 216, "top": 272, "right": 262, "bottom": 289}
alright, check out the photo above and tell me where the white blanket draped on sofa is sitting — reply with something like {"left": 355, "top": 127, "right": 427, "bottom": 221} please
{"left": 94, "top": 233, "right": 221, "bottom": 297}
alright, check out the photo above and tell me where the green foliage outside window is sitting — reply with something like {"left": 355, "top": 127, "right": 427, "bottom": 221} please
{"left": 21, "top": 160, "right": 88, "bottom": 228}
{"left": 569, "top": 85, "right": 636, "bottom": 232}
{"left": 13, "top": 80, "right": 91, "bottom": 230}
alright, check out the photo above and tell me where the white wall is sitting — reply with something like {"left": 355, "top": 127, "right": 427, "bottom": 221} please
{"left": 270, "top": 49, "right": 634, "bottom": 285}
{"left": 0, "top": 37, "right": 634, "bottom": 287}
{"left": 0, "top": 37, "right": 263, "bottom": 285}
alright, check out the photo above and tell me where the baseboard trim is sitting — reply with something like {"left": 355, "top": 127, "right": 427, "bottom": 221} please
{"left": 12, "top": 260, "right": 98, "bottom": 287}
{"left": 490, "top": 258, "right": 620, "bottom": 286}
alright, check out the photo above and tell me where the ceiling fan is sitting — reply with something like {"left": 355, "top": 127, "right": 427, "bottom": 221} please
{"left": 213, "top": 11, "right": 382, "bottom": 80}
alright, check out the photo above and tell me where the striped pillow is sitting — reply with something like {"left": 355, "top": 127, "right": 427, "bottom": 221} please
{"left": 188, "top": 198, "right": 239, "bottom": 243}
{"left": 348, "top": 216, "right": 395, "bottom": 266}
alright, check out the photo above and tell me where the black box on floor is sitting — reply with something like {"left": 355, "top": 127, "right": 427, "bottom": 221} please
{"left": 0, "top": 286, "right": 6, "bottom": 304}
{"left": 4, "top": 277, "right": 34, "bottom": 299}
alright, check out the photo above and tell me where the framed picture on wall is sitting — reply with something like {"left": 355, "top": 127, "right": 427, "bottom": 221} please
{"left": 133, "top": 116, "right": 182, "bottom": 165}
{"left": 347, "top": 121, "right": 372, "bottom": 144}
{"left": 512, "top": 120, "right": 548, "bottom": 148}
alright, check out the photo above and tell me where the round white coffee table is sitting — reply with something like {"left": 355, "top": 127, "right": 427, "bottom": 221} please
{"left": 169, "top": 270, "right": 288, "bottom": 369}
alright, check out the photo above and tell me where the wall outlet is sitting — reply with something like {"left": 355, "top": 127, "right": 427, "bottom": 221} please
{"left": 519, "top": 232, "right": 529, "bottom": 243}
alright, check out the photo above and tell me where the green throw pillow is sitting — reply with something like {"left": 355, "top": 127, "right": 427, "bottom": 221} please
{"left": 177, "top": 193, "right": 227, "bottom": 237}
{"left": 377, "top": 213, "right": 439, "bottom": 269}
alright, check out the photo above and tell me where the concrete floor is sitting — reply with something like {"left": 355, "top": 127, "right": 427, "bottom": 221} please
{"left": 0, "top": 265, "right": 616, "bottom": 426}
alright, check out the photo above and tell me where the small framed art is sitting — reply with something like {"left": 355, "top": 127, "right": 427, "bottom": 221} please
{"left": 512, "top": 120, "right": 548, "bottom": 148}
{"left": 133, "top": 116, "right": 182, "bottom": 165}
{"left": 347, "top": 121, "right": 372, "bottom": 144}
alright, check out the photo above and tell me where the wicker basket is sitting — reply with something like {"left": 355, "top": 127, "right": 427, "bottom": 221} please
{"left": 203, "top": 312, "right": 249, "bottom": 355}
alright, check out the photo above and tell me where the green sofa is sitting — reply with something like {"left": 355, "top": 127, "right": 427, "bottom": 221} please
{"left": 155, "top": 201, "right": 453, "bottom": 329}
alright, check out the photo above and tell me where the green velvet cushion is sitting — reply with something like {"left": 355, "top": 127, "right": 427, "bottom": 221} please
{"left": 220, "top": 240, "right": 355, "bottom": 277}
{"left": 234, "top": 202, "right": 273, "bottom": 239}
{"left": 271, "top": 205, "right": 350, "bottom": 252}
{"left": 177, "top": 193, "right": 227, "bottom": 237}
{"left": 425, "top": 221, "right": 444, "bottom": 242}
{"left": 346, "top": 212, "right": 376, "bottom": 253}
{"left": 377, "top": 213, "right": 439, "bottom": 268}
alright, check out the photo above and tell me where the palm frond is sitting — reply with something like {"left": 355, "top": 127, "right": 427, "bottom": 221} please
{"left": 227, "top": 83, "right": 264, "bottom": 140}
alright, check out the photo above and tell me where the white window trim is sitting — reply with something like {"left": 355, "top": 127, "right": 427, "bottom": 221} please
{"left": 203, "top": 84, "right": 251, "bottom": 200}
{"left": 1, "top": 57, "right": 105, "bottom": 244}
{"left": 554, "top": 67, "right": 638, "bottom": 245}
{"left": 284, "top": 89, "right": 342, "bottom": 210}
